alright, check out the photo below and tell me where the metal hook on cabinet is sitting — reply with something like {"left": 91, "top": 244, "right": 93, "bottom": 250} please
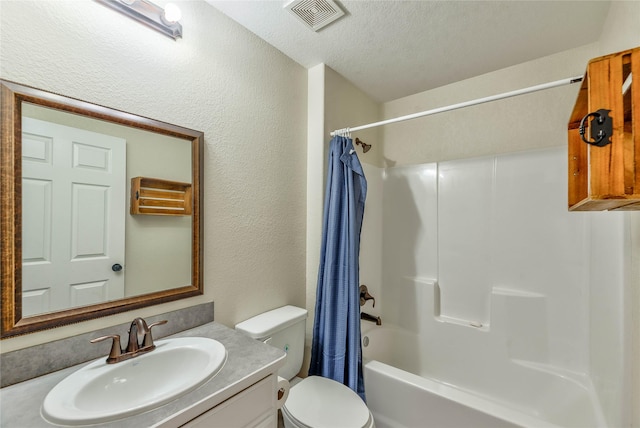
{"left": 579, "top": 109, "right": 613, "bottom": 147}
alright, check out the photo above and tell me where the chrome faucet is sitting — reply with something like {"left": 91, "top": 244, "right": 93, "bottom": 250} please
{"left": 91, "top": 317, "right": 168, "bottom": 364}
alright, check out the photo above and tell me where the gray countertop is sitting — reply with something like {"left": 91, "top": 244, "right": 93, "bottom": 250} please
{"left": 0, "top": 322, "right": 286, "bottom": 428}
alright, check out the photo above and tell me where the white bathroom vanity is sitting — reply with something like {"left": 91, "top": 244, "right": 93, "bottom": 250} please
{"left": 0, "top": 321, "right": 286, "bottom": 428}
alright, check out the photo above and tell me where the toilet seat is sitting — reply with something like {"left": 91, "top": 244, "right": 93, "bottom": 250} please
{"left": 282, "top": 376, "right": 373, "bottom": 428}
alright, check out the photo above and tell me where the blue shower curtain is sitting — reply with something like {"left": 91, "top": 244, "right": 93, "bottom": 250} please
{"left": 309, "top": 135, "right": 367, "bottom": 401}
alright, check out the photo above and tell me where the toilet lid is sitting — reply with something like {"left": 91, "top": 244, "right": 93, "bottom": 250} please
{"left": 283, "top": 376, "right": 371, "bottom": 428}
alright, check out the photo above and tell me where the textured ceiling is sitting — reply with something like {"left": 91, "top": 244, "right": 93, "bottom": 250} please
{"left": 205, "top": 0, "right": 611, "bottom": 102}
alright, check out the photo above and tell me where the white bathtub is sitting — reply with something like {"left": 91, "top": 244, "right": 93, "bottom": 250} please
{"left": 361, "top": 324, "right": 605, "bottom": 428}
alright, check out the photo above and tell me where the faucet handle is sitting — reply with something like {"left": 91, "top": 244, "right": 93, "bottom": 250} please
{"left": 142, "top": 319, "right": 168, "bottom": 348}
{"left": 359, "top": 284, "right": 376, "bottom": 307}
{"left": 90, "top": 335, "right": 122, "bottom": 364}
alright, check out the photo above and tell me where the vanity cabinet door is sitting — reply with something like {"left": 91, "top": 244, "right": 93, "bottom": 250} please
{"left": 182, "top": 375, "right": 277, "bottom": 428}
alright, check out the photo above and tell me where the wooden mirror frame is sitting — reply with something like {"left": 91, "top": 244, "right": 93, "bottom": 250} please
{"left": 1, "top": 80, "right": 204, "bottom": 338}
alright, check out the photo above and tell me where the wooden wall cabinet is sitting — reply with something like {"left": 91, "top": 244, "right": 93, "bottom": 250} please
{"left": 130, "top": 176, "right": 192, "bottom": 216}
{"left": 568, "top": 47, "right": 640, "bottom": 211}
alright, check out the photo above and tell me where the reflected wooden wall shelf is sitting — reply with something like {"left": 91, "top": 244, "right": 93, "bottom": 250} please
{"left": 568, "top": 46, "right": 640, "bottom": 211}
{"left": 130, "top": 177, "right": 192, "bottom": 216}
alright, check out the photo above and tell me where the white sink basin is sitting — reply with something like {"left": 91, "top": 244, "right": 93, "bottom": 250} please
{"left": 42, "top": 337, "right": 226, "bottom": 425}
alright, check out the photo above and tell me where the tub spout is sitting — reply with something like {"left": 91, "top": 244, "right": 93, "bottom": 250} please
{"left": 361, "top": 312, "right": 382, "bottom": 326}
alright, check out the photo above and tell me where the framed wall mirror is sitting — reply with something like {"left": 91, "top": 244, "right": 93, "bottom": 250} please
{"left": 1, "top": 80, "right": 204, "bottom": 338}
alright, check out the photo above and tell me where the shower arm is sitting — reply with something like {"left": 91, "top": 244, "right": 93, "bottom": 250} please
{"left": 355, "top": 138, "right": 371, "bottom": 153}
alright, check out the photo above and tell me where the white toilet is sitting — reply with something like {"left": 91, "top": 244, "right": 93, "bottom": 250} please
{"left": 235, "top": 305, "right": 375, "bottom": 428}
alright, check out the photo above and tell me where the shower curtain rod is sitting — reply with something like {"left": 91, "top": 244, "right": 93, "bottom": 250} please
{"left": 330, "top": 75, "right": 584, "bottom": 137}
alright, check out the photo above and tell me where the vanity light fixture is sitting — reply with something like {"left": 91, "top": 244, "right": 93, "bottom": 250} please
{"left": 97, "top": 0, "right": 183, "bottom": 40}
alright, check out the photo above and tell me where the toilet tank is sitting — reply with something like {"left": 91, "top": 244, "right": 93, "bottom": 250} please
{"left": 235, "top": 305, "right": 307, "bottom": 381}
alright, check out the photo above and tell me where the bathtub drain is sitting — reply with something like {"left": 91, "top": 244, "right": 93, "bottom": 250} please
{"left": 362, "top": 336, "right": 369, "bottom": 347}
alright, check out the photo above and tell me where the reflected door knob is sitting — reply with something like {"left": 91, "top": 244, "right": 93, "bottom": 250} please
{"left": 112, "top": 263, "right": 123, "bottom": 272}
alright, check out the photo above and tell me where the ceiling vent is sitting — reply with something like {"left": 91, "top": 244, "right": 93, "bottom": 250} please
{"left": 284, "top": 0, "right": 345, "bottom": 32}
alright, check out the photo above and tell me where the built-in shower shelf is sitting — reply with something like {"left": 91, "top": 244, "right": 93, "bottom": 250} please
{"left": 412, "top": 277, "right": 550, "bottom": 363}
{"left": 435, "top": 314, "right": 489, "bottom": 331}
{"left": 130, "top": 177, "right": 192, "bottom": 216}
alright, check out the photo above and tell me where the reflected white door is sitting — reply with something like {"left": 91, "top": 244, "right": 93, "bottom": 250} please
{"left": 22, "top": 117, "right": 126, "bottom": 316}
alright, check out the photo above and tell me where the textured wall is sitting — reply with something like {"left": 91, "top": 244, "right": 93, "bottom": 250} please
{"left": 1, "top": 0, "right": 307, "bottom": 351}
{"left": 380, "top": 43, "right": 599, "bottom": 166}
{"left": 323, "top": 66, "right": 382, "bottom": 167}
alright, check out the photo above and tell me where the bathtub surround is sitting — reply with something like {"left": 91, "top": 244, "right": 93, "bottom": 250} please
{"left": 356, "top": 147, "right": 623, "bottom": 427}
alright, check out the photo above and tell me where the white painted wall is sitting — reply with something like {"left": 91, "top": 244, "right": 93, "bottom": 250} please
{"left": 1, "top": 0, "right": 307, "bottom": 351}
